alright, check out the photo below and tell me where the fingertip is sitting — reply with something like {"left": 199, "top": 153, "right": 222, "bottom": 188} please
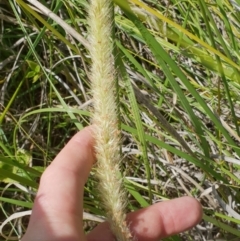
{"left": 71, "top": 125, "right": 96, "bottom": 165}
{"left": 87, "top": 197, "right": 202, "bottom": 241}
{"left": 72, "top": 125, "right": 95, "bottom": 144}
{"left": 182, "top": 196, "right": 203, "bottom": 225}
{"left": 48, "top": 125, "right": 96, "bottom": 182}
{"left": 154, "top": 196, "right": 203, "bottom": 238}
{"left": 130, "top": 196, "right": 203, "bottom": 240}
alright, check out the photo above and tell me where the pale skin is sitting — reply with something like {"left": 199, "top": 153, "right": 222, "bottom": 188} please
{"left": 22, "top": 126, "right": 203, "bottom": 241}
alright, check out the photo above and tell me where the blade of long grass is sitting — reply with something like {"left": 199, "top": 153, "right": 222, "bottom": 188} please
{"left": 117, "top": 2, "right": 240, "bottom": 158}
{"left": 0, "top": 156, "right": 41, "bottom": 177}
{"left": 124, "top": 180, "right": 149, "bottom": 208}
{"left": 0, "top": 169, "right": 37, "bottom": 188}
{"left": 122, "top": 124, "right": 227, "bottom": 183}
{"left": 15, "top": 0, "right": 79, "bottom": 53}
{"left": 0, "top": 197, "right": 33, "bottom": 208}
{"left": 198, "top": 0, "right": 240, "bottom": 136}
{"left": 10, "top": 0, "right": 83, "bottom": 130}
{"left": 215, "top": 211, "right": 240, "bottom": 225}
{"left": 116, "top": 50, "right": 153, "bottom": 203}
{"left": 203, "top": 213, "right": 240, "bottom": 237}
{"left": 124, "top": 0, "right": 240, "bottom": 71}
{"left": 0, "top": 79, "right": 24, "bottom": 125}
{"left": 0, "top": 131, "right": 12, "bottom": 158}
{"left": 116, "top": 40, "right": 158, "bottom": 91}
{"left": 216, "top": 0, "right": 239, "bottom": 53}
{"left": 117, "top": 2, "right": 210, "bottom": 156}
{"left": 115, "top": 12, "right": 239, "bottom": 82}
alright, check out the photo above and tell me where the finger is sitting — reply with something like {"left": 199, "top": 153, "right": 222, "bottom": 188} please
{"left": 86, "top": 197, "right": 202, "bottom": 241}
{"left": 23, "top": 126, "right": 95, "bottom": 241}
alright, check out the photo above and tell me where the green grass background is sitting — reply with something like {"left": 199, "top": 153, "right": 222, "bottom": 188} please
{"left": 1, "top": 0, "right": 240, "bottom": 240}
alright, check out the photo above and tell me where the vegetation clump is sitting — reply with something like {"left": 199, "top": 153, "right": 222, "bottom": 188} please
{"left": 1, "top": 0, "right": 240, "bottom": 240}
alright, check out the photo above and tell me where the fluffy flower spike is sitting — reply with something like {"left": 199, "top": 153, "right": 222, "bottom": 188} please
{"left": 88, "top": 0, "right": 133, "bottom": 240}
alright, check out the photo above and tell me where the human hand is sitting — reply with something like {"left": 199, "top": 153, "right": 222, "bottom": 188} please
{"left": 21, "top": 126, "right": 202, "bottom": 241}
